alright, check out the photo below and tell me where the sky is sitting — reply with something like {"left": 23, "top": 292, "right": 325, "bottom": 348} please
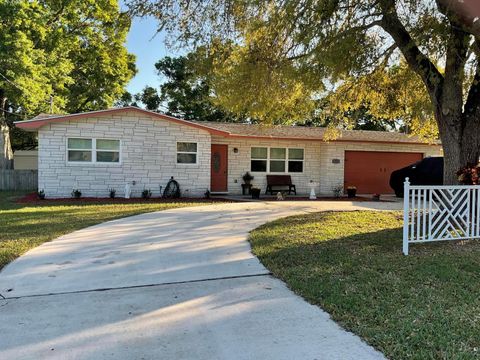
{"left": 124, "top": 15, "right": 178, "bottom": 94}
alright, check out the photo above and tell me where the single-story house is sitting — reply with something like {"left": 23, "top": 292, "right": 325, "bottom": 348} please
{"left": 15, "top": 106, "right": 442, "bottom": 198}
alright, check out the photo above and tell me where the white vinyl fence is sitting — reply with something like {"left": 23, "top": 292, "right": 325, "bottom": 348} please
{"left": 403, "top": 178, "right": 480, "bottom": 255}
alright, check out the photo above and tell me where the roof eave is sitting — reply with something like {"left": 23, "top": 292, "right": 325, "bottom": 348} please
{"left": 223, "top": 133, "right": 440, "bottom": 146}
{"left": 13, "top": 107, "right": 231, "bottom": 136}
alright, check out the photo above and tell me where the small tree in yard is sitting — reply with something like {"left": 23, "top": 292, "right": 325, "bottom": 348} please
{"left": 127, "top": 0, "right": 480, "bottom": 184}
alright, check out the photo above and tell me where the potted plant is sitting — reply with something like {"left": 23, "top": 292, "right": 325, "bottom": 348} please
{"left": 109, "top": 188, "right": 116, "bottom": 199}
{"left": 251, "top": 187, "right": 261, "bottom": 199}
{"left": 71, "top": 189, "right": 82, "bottom": 199}
{"left": 142, "top": 189, "right": 152, "bottom": 199}
{"left": 37, "top": 189, "right": 45, "bottom": 200}
{"left": 346, "top": 186, "right": 357, "bottom": 198}
{"left": 242, "top": 172, "right": 254, "bottom": 185}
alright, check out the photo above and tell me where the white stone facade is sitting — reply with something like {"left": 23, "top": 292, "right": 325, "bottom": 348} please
{"left": 212, "top": 135, "right": 442, "bottom": 195}
{"left": 38, "top": 111, "right": 211, "bottom": 198}
{"left": 36, "top": 109, "right": 443, "bottom": 198}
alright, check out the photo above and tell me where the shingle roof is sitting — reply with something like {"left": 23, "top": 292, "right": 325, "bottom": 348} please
{"left": 190, "top": 121, "right": 437, "bottom": 145}
{"left": 15, "top": 107, "right": 439, "bottom": 145}
{"left": 31, "top": 113, "right": 64, "bottom": 120}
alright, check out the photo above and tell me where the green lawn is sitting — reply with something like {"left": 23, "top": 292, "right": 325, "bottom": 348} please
{"left": 0, "top": 191, "right": 217, "bottom": 271}
{"left": 249, "top": 211, "right": 480, "bottom": 360}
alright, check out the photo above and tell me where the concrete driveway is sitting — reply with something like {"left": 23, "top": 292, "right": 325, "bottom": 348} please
{"left": 0, "top": 201, "right": 400, "bottom": 359}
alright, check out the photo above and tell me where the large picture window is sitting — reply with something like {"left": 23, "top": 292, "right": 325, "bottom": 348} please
{"left": 67, "top": 138, "right": 120, "bottom": 164}
{"left": 250, "top": 147, "right": 304, "bottom": 173}
{"left": 177, "top": 142, "right": 198, "bottom": 164}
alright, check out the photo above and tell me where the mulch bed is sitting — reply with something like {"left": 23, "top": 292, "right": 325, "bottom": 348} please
{"left": 15, "top": 192, "right": 232, "bottom": 205}
{"left": 16, "top": 193, "right": 395, "bottom": 204}
{"left": 255, "top": 196, "right": 394, "bottom": 202}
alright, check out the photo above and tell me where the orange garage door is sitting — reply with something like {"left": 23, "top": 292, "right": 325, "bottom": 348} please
{"left": 344, "top": 151, "right": 423, "bottom": 194}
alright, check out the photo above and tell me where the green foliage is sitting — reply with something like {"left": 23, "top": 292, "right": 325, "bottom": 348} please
{"left": 1, "top": 0, "right": 136, "bottom": 150}
{"left": 136, "top": 86, "right": 161, "bottom": 111}
{"left": 0, "top": 0, "right": 72, "bottom": 115}
{"left": 155, "top": 54, "right": 244, "bottom": 121}
{"left": 71, "top": 189, "right": 82, "bottom": 199}
{"left": 141, "top": 189, "right": 152, "bottom": 199}
{"left": 10, "top": 127, "right": 37, "bottom": 151}
{"left": 1, "top": 0, "right": 135, "bottom": 115}
{"left": 325, "top": 64, "right": 439, "bottom": 141}
{"left": 126, "top": 0, "right": 478, "bottom": 136}
{"left": 122, "top": 53, "right": 247, "bottom": 122}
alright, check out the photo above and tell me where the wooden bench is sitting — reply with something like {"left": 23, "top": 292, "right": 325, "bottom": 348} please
{"left": 266, "top": 175, "right": 296, "bottom": 195}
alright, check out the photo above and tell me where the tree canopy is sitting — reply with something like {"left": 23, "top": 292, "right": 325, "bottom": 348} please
{"left": 127, "top": 0, "right": 480, "bottom": 183}
{"left": 1, "top": 0, "right": 135, "bottom": 162}
{"left": 120, "top": 53, "right": 246, "bottom": 122}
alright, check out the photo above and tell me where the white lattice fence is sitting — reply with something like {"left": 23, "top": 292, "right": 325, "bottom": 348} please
{"left": 403, "top": 178, "right": 480, "bottom": 255}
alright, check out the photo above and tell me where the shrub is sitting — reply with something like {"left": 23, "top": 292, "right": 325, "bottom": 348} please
{"left": 142, "top": 189, "right": 152, "bottom": 199}
{"left": 242, "top": 172, "right": 254, "bottom": 183}
{"left": 71, "top": 189, "right": 82, "bottom": 199}
{"left": 37, "top": 189, "right": 45, "bottom": 200}
{"left": 109, "top": 188, "right": 116, "bottom": 199}
{"left": 457, "top": 163, "right": 480, "bottom": 185}
{"left": 332, "top": 185, "right": 343, "bottom": 198}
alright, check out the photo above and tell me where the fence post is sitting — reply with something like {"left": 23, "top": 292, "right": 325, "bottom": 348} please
{"left": 403, "top": 177, "right": 410, "bottom": 256}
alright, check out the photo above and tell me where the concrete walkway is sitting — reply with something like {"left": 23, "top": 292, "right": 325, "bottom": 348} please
{"left": 0, "top": 201, "right": 400, "bottom": 359}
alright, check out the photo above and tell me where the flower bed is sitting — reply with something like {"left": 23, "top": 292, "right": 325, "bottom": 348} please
{"left": 16, "top": 192, "right": 231, "bottom": 205}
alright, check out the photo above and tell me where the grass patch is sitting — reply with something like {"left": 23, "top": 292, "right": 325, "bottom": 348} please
{"left": 249, "top": 211, "right": 480, "bottom": 359}
{"left": 0, "top": 191, "right": 218, "bottom": 271}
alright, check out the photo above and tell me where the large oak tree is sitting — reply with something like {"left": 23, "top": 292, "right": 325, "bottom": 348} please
{"left": 128, "top": 0, "right": 480, "bottom": 183}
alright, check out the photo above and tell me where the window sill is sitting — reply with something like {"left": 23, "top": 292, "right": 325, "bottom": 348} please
{"left": 66, "top": 162, "right": 122, "bottom": 166}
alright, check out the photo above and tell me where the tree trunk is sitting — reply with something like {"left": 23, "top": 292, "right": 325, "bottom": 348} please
{"left": 435, "top": 110, "right": 480, "bottom": 185}
{"left": 0, "top": 90, "right": 13, "bottom": 170}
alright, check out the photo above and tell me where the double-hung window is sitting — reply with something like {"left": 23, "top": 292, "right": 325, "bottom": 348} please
{"left": 251, "top": 147, "right": 268, "bottom": 172}
{"left": 288, "top": 148, "right": 304, "bottom": 172}
{"left": 67, "top": 138, "right": 120, "bottom": 164}
{"left": 270, "top": 148, "right": 287, "bottom": 172}
{"left": 67, "top": 138, "right": 93, "bottom": 162}
{"left": 177, "top": 142, "right": 198, "bottom": 164}
{"left": 250, "top": 147, "right": 304, "bottom": 173}
{"left": 96, "top": 139, "right": 120, "bottom": 163}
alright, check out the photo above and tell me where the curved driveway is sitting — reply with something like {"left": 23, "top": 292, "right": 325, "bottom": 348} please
{"left": 0, "top": 201, "right": 400, "bottom": 359}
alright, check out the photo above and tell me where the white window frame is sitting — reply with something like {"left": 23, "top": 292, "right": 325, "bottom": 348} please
{"left": 250, "top": 146, "right": 304, "bottom": 174}
{"left": 176, "top": 141, "right": 198, "bottom": 165}
{"left": 66, "top": 137, "right": 122, "bottom": 165}
{"left": 287, "top": 148, "right": 305, "bottom": 173}
{"left": 250, "top": 146, "right": 269, "bottom": 173}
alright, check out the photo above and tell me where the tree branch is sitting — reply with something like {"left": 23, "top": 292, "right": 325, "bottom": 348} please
{"left": 378, "top": 0, "right": 444, "bottom": 99}
{"left": 442, "top": 25, "right": 470, "bottom": 116}
{"left": 464, "top": 57, "right": 480, "bottom": 114}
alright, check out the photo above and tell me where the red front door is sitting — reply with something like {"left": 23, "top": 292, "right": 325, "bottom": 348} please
{"left": 211, "top": 144, "right": 228, "bottom": 192}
